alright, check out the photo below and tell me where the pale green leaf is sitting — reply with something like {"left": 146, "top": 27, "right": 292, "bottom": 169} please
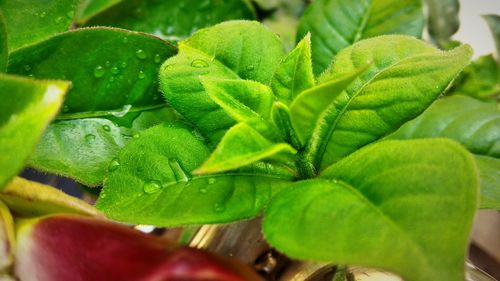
{"left": 264, "top": 139, "right": 478, "bottom": 281}
{"left": 305, "top": 36, "right": 472, "bottom": 171}
{"left": 425, "top": 0, "right": 460, "bottom": 47}
{"left": 474, "top": 155, "right": 500, "bottom": 209}
{"left": 97, "top": 122, "right": 292, "bottom": 225}
{"left": 159, "top": 21, "right": 285, "bottom": 145}
{"left": 194, "top": 123, "right": 296, "bottom": 175}
{"left": 0, "top": 0, "right": 79, "bottom": 51}
{"left": 271, "top": 34, "right": 315, "bottom": 103}
{"left": 297, "top": 0, "right": 424, "bottom": 75}
{"left": 0, "top": 74, "right": 68, "bottom": 189}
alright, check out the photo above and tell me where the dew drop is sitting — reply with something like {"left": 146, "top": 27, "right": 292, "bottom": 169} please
{"left": 108, "top": 158, "right": 120, "bottom": 172}
{"left": 154, "top": 53, "right": 162, "bottom": 63}
{"left": 102, "top": 125, "right": 111, "bottom": 132}
{"left": 122, "top": 37, "right": 129, "bottom": 44}
{"left": 105, "top": 61, "right": 111, "bottom": 67}
{"left": 190, "top": 59, "right": 209, "bottom": 68}
{"left": 143, "top": 180, "right": 162, "bottom": 194}
{"left": 135, "top": 49, "right": 147, "bottom": 60}
{"left": 84, "top": 134, "right": 96, "bottom": 143}
{"left": 199, "top": 187, "right": 207, "bottom": 193}
{"left": 120, "top": 61, "right": 127, "bottom": 68}
{"left": 213, "top": 203, "right": 226, "bottom": 213}
{"left": 111, "top": 66, "right": 119, "bottom": 74}
{"left": 94, "top": 66, "right": 105, "bottom": 78}
{"left": 138, "top": 70, "right": 145, "bottom": 79}
{"left": 208, "top": 178, "right": 216, "bottom": 185}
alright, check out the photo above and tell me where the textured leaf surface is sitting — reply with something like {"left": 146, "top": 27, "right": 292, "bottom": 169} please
{"left": 8, "top": 27, "right": 176, "bottom": 114}
{"left": 0, "top": 74, "right": 67, "bottom": 189}
{"left": 297, "top": 0, "right": 424, "bottom": 75}
{"left": 389, "top": 95, "right": 500, "bottom": 158}
{"left": 83, "top": 0, "right": 255, "bottom": 43}
{"left": 97, "top": 123, "right": 292, "bottom": 226}
{"left": 264, "top": 139, "right": 478, "bottom": 281}
{"left": 16, "top": 215, "right": 263, "bottom": 281}
{"left": 160, "top": 21, "right": 285, "bottom": 145}
{"left": 449, "top": 55, "right": 499, "bottom": 100}
{"left": 306, "top": 36, "right": 472, "bottom": 171}
{"left": 1, "top": 177, "right": 99, "bottom": 217}
{"left": 271, "top": 34, "right": 314, "bottom": 104}
{"left": 194, "top": 123, "right": 296, "bottom": 174}
{"left": 425, "top": 0, "right": 460, "bottom": 47}
{"left": 0, "top": 0, "right": 79, "bottom": 51}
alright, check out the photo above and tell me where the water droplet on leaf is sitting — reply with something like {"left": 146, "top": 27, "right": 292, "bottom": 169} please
{"left": 138, "top": 70, "right": 145, "bottom": 79}
{"left": 143, "top": 180, "right": 162, "bottom": 194}
{"left": 105, "top": 61, "right": 111, "bottom": 67}
{"left": 136, "top": 49, "right": 147, "bottom": 60}
{"left": 94, "top": 66, "right": 105, "bottom": 78}
{"left": 111, "top": 66, "right": 119, "bottom": 74}
{"left": 108, "top": 158, "right": 120, "bottom": 172}
{"left": 208, "top": 178, "right": 216, "bottom": 185}
{"left": 213, "top": 203, "right": 226, "bottom": 213}
{"left": 122, "top": 37, "right": 129, "bottom": 44}
{"left": 120, "top": 61, "right": 127, "bottom": 68}
{"left": 102, "top": 125, "right": 111, "bottom": 132}
{"left": 191, "top": 59, "right": 209, "bottom": 68}
{"left": 84, "top": 134, "right": 96, "bottom": 143}
{"left": 199, "top": 187, "right": 207, "bottom": 193}
{"left": 154, "top": 54, "right": 162, "bottom": 63}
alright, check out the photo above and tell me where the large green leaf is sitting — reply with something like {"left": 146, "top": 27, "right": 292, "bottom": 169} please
{"left": 0, "top": 12, "right": 7, "bottom": 71}
{"left": 8, "top": 27, "right": 176, "bottom": 114}
{"left": 96, "top": 122, "right": 292, "bottom": 225}
{"left": 425, "top": 0, "right": 460, "bottom": 47}
{"left": 82, "top": 0, "right": 255, "bottom": 43}
{"left": 0, "top": 0, "right": 79, "bottom": 51}
{"left": 159, "top": 21, "right": 285, "bottom": 145}
{"left": 475, "top": 155, "right": 500, "bottom": 209}
{"left": 264, "top": 139, "right": 478, "bottom": 281}
{"left": 194, "top": 123, "right": 296, "bottom": 175}
{"left": 449, "top": 54, "right": 499, "bottom": 100}
{"left": 0, "top": 74, "right": 68, "bottom": 189}
{"left": 305, "top": 36, "right": 472, "bottom": 171}
{"left": 483, "top": 14, "right": 500, "bottom": 60}
{"left": 297, "top": 0, "right": 424, "bottom": 75}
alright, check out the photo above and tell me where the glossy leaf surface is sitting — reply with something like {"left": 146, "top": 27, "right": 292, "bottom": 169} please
{"left": 97, "top": 123, "right": 292, "bottom": 226}
{"left": 0, "top": 0, "right": 79, "bottom": 51}
{"left": 297, "top": 0, "right": 424, "bottom": 75}
{"left": 160, "top": 21, "right": 285, "bottom": 145}
{"left": 264, "top": 139, "right": 478, "bottom": 281}
{"left": 306, "top": 36, "right": 472, "bottom": 171}
{"left": 0, "top": 75, "right": 67, "bottom": 189}
{"left": 83, "top": 0, "right": 255, "bottom": 43}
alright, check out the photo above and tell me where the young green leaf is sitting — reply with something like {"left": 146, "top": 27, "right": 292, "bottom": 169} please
{"left": 271, "top": 34, "right": 315, "bottom": 104}
{"left": 0, "top": 177, "right": 100, "bottom": 217}
{"left": 0, "top": 0, "right": 79, "bottom": 51}
{"left": 449, "top": 54, "right": 499, "bottom": 100}
{"left": 201, "top": 78, "right": 278, "bottom": 139}
{"left": 8, "top": 28, "right": 176, "bottom": 114}
{"left": 159, "top": 21, "right": 285, "bottom": 145}
{"left": 271, "top": 102, "right": 302, "bottom": 149}
{"left": 193, "top": 123, "right": 296, "bottom": 175}
{"left": 297, "top": 0, "right": 424, "bottom": 75}
{"left": 0, "top": 12, "right": 7, "bottom": 71}
{"left": 0, "top": 74, "right": 68, "bottom": 189}
{"left": 97, "top": 122, "right": 292, "bottom": 225}
{"left": 474, "top": 155, "right": 500, "bottom": 209}
{"left": 264, "top": 139, "right": 478, "bottom": 281}
{"left": 389, "top": 95, "right": 499, "bottom": 158}
{"left": 82, "top": 0, "right": 256, "bottom": 43}
{"left": 425, "top": 0, "right": 460, "bottom": 47}
{"left": 306, "top": 36, "right": 472, "bottom": 171}
{"left": 483, "top": 14, "right": 500, "bottom": 59}
{"left": 290, "top": 65, "right": 368, "bottom": 144}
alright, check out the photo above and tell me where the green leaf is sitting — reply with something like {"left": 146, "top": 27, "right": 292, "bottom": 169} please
{"left": 0, "top": 74, "right": 68, "bottom": 189}
{"left": 449, "top": 54, "right": 499, "bottom": 100}
{"left": 75, "top": 0, "right": 123, "bottom": 24}
{"left": 388, "top": 95, "right": 499, "bottom": 158}
{"left": 97, "top": 122, "right": 292, "bottom": 225}
{"left": 0, "top": 0, "right": 79, "bottom": 51}
{"left": 82, "top": 0, "right": 256, "bottom": 43}
{"left": 425, "top": 0, "right": 460, "bottom": 47}
{"left": 194, "top": 123, "right": 296, "bottom": 175}
{"left": 474, "top": 155, "right": 500, "bottom": 209}
{"left": 0, "top": 177, "right": 100, "bottom": 217}
{"left": 306, "top": 36, "right": 472, "bottom": 171}
{"left": 271, "top": 34, "right": 315, "bottom": 104}
{"left": 8, "top": 27, "right": 176, "bottom": 115}
{"left": 483, "top": 14, "right": 500, "bottom": 60}
{"left": 0, "top": 12, "right": 7, "bottom": 72}
{"left": 290, "top": 65, "right": 367, "bottom": 144}
{"left": 264, "top": 139, "right": 478, "bottom": 281}
{"left": 201, "top": 77, "right": 278, "bottom": 139}
{"left": 160, "top": 21, "right": 285, "bottom": 145}
{"left": 271, "top": 102, "right": 302, "bottom": 149}
{"left": 297, "top": 0, "right": 424, "bottom": 75}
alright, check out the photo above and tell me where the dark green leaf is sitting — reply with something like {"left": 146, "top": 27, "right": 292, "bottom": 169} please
{"left": 82, "top": 0, "right": 255, "bottom": 43}
{"left": 97, "top": 122, "right": 292, "bottom": 225}
{"left": 0, "top": 74, "right": 68, "bottom": 188}
{"left": 8, "top": 27, "right": 176, "bottom": 115}
{"left": 306, "top": 36, "right": 472, "bottom": 171}
{"left": 271, "top": 34, "right": 315, "bottom": 104}
{"left": 474, "top": 155, "right": 500, "bottom": 209}
{"left": 264, "top": 139, "right": 478, "bottom": 281}
{"left": 483, "top": 14, "right": 500, "bottom": 60}
{"left": 160, "top": 21, "right": 285, "bottom": 145}
{"left": 76, "top": 0, "right": 123, "bottom": 24}
{"left": 194, "top": 123, "right": 296, "bottom": 175}
{"left": 425, "top": 0, "right": 460, "bottom": 47}
{"left": 0, "top": 0, "right": 79, "bottom": 51}
{"left": 449, "top": 55, "right": 499, "bottom": 100}
{"left": 297, "top": 0, "right": 424, "bottom": 75}
{"left": 0, "top": 12, "right": 7, "bottom": 71}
